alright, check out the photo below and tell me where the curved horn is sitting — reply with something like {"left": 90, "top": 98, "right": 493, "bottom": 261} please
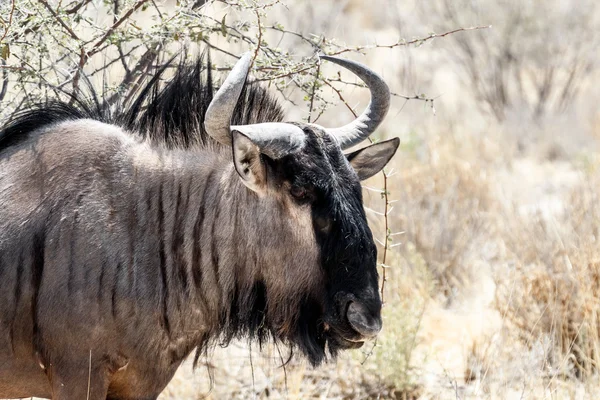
{"left": 204, "top": 52, "right": 253, "bottom": 146}
{"left": 320, "top": 55, "right": 390, "bottom": 149}
{"left": 231, "top": 123, "right": 306, "bottom": 159}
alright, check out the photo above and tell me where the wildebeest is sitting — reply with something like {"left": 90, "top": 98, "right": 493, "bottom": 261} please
{"left": 0, "top": 52, "right": 399, "bottom": 399}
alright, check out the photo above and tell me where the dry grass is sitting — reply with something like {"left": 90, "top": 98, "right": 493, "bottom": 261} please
{"left": 499, "top": 173, "right": 600, "bottom": 380}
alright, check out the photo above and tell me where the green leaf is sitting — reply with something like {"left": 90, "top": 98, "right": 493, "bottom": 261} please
{"left": 220, "top": 15, "right": 227, "bottom": 37}
{"left": 1, "top": 44, "right": 9, "bottom": 60}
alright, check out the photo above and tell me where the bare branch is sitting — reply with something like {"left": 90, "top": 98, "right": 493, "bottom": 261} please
{"left": 327, "top": 77, "right": 439, "bottom": 103}
{"left": 37, "top": 0, "right": 81, "bottom": 41}
{"left": 322, "top": 79, "right": 358, "bottom": 118}
{"left": 105, "top": 43, "right": 161, "bottom": 105}
{"left": 113, "top": 0, "right": 132, "bottom": 77}
{"left": 0, "top": 0, "right": 15, "bottom": 43}
{"left": 87, "top": 0, "right": 151, "bottom": 58}
{"left": 327, "top": 25, "right": 491, "bottom": 56}
{"left": 307, "top": 61, "right": 320, "bottom": 123}
{"left": 252, "top": 9, "right": 262, "bottom": 64}
{"left": 201, "top": 39, "right": 240, "bottom": 59}
{"left": 254, "top": 64, "right": 314, "bottom": 81}
{"left": 65, "top": 0, "right": 92, "bottom": 15}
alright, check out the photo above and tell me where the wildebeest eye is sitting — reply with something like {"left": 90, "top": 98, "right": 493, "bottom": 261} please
{"left": 290, "top": 185, "right": 307, "bottom": 200}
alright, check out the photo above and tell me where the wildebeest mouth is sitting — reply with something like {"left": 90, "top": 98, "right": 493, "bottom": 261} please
{"left": 322, "top": 318, "right": 371, "bottom": 350}
{"left": 334, "top": 335, "right": 366, "bottom": 348}
{"left": 325, "top": 328, "right": 367, "bottom": 350}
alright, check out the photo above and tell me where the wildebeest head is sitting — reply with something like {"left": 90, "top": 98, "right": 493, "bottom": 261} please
{"left": 204, "top": 54, "right": 399, "bottom": 365}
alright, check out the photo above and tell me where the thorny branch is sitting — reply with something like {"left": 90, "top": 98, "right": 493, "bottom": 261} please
{"left": 327, "top": 77, "right": 438, "bottom": 107}
{"left": 37, "top": 0, "right": 81, "bottom": 41}
{"left": 65, "top": 0, "right": 93, "bottom": 15}
{"left": 105, "top": 43, "right": 162, "bottom": 105}
{"left": 72, "top": 0, "right": 150, "bottom": 95}
{"left": 379, "top": 168, "right": 392, "bottom": 304}
{"left": 252, "top": 8, "right": 262, "bottom": 64}
{"left": 327, "top": 25, "right": 491, "bottom": 56}
{"left": 114, "top": 0, "right": 132, "bottom": 76}
{"left": 307, "top": 61, "right": 320, "bottom": 123}
{"left": 87, "top": 0, "right": 151, "bottom": 58}
{"left": 217, "top": 0, "right": 282, "bottom": 10}
{"left": 0, "top": 0, "right": 15, "bottom": 44}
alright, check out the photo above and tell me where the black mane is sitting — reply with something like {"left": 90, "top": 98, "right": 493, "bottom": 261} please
{"left": 0, "top": 54, "right": 285, "bottom": 151}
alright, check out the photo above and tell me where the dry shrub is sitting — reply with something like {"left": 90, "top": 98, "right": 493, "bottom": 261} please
{"left": 364, "top": 129, "right": 600, "bottom": 394}
{"left": 357, "top": 132, "right": 506, "bottom": 394}
{"left": 498, "top": 170, "right": 600, "bottom": 380}
{"left": 420, "top": 0, "right": 600, "bottom": 123}
{"left": 383, "top": 133, "right": 501, "bottom": 304}
{"left": 352, "top": 246, "right": 432, "bottom": 399}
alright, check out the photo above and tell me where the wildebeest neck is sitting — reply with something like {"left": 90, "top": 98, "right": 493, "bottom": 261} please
{"left": 128, "top": 146, "right": 323, "bottom": 357}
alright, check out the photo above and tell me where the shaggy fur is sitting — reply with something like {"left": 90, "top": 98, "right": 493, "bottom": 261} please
{"left": 0, "top": 55, "right": 388, "bottom": 399}
{"left": 0, "top": 58, "right": 284, "bottom": 151}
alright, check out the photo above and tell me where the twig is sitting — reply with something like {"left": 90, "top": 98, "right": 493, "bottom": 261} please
{"left": 267, "top": 24, "right": 321, "bottom": 50}
{"left": 0, "top": 65, "right": 22, "bottom": 70}
{"left": 150, "top": 0, "right": 164, "bottom": 19}
{"left": 322, "top": 79, "right": 358, "bottom": 118}
{"left": 327, "top": 25, "right": 491, "bottom": 56}
{"left": 71, "top": 0, "right": 150, "bottom": 96}
{"left": 379, "top": 168, "right": 391, "bottom": 303}
{"left": 71, "top": 47, "right": 87, "bottom": 100}
{"left": 202, "top": 39, "right": 240, "bottom": 59}
{"left": 37, "top": 0, "right": 81, "bottom": 41}
{"left": 0, "top": 0, "right": 15, "bottom": 43}
{"left": 65, "top": 0, "right": 93, "bottom": 15}
{"left": 307, "top": 61, "right": 320, "bottom": 123}
{"left": 361, "top": 338, "right": 378, "bottom": 365}
{"left": 113, "top": 0, "right": 131, "bottom": 77}
{"left": 254, "top": 64, "right": 314, "bottom": 81}
{"left": 88, "top": 43, "right": 145, "bottom": 77}
{"left": 252, "top": 8, "right": 262, "bottom": 64}
{"left": 105, "top": 43, "right": 161, "bottom": 105}
{"left": 87, "top": 0, "right": 151, "bottom": 58}
{"left": 217, "top": 0, "right": 281, "bottom": 10}
{"left": 328, "top": 77, "right": 439, "bottom": 103}
{"left": 121, "top": 54, "right": 160, "bottom": 105}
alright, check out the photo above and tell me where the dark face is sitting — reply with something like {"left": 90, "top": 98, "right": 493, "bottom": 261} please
{"left": 267, "top": 124, "right": 384, "bottom": 362}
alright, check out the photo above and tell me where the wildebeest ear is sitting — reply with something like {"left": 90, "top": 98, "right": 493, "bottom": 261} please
{"left": 345, "top": 137, "right": 400, "bottom": 181}
{"left": 232, "top": 130, "right": 267, "bottom": 193}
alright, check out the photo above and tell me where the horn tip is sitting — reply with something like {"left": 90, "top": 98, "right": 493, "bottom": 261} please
{"left": 318, "top": 54, "right": 335, "bottom": 62}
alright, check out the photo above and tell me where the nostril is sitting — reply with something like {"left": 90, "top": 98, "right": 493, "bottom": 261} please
{"left": 346, "top": 301, "right": 382, "bottom": 338}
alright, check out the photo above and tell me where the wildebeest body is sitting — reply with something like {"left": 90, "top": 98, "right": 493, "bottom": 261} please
{"left": 1, "top": 119, "right": 323, "bottom": 398}
{"left": 0, "top": 54, "right": 399, "bottom": 399}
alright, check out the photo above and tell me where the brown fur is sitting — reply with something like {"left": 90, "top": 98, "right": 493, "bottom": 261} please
{"left": 0, "top": 120, "right": 323, "bottom": 399}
